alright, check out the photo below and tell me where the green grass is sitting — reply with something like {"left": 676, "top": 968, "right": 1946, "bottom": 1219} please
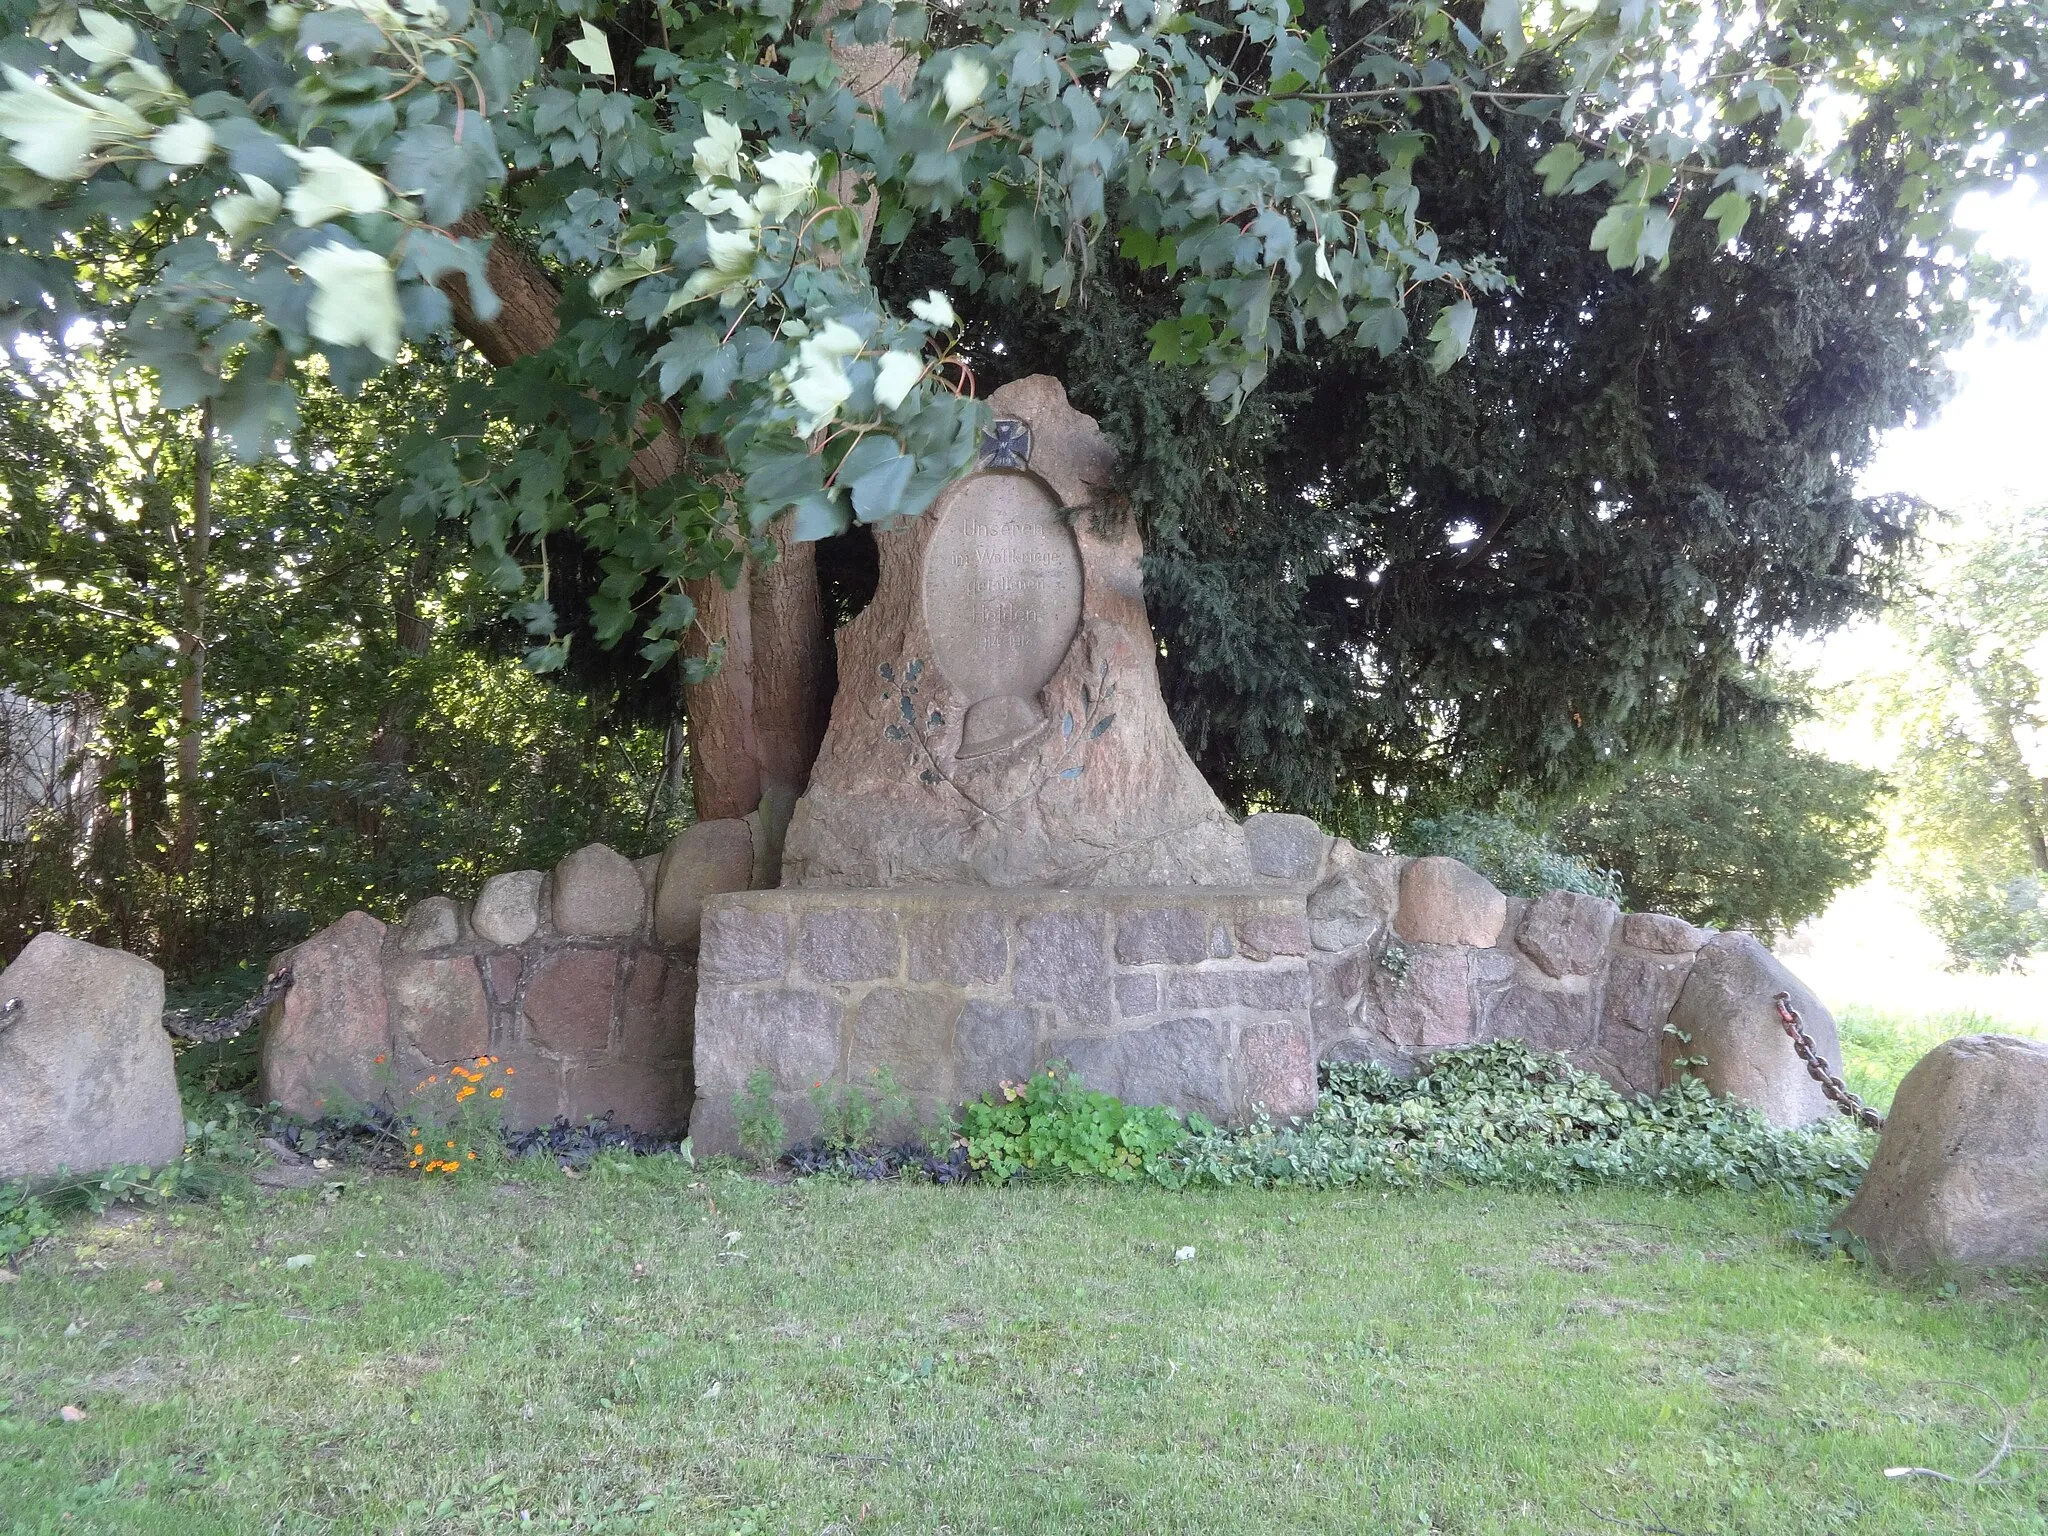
{"left": 4, "top": 1157, "right": 2045, "bottom": 1535}
{"left": 1836, "top": 1004, "right": 2033, "bottom": 1112}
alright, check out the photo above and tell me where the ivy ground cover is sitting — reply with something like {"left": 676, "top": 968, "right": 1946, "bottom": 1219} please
{"left": 2, "top": 1161, "right": 2042, "bottom": 1534}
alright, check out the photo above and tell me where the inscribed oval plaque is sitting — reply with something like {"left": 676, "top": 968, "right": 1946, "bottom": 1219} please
{"left": 922, "top": 472, "right": 1084, "bottom": 758}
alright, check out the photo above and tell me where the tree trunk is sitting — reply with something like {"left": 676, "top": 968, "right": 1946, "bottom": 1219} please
{"left": 170, "top": 400, "right": 212, "bottom": 877}
{"left": 439, "top": 220, "right": 828, "bottom": 828}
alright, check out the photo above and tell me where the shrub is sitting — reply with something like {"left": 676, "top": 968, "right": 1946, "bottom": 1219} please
{"left": 1395, "top": 808, "right": 1622, "bottom": 903}
{"left": 960, "top": 1065, "right": 1195, "bottom": 1185}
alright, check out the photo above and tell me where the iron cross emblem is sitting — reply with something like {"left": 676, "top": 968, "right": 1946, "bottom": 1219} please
{"left": 978, "top": 418, "right": 1032, "bottom": 470}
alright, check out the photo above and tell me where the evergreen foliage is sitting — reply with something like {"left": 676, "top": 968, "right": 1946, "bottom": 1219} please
{"left": 1555, "top": 725, "right": 1888, "bottom": 940}
{"left": 970, "top": 100, "right": 1949, "bottom": 819}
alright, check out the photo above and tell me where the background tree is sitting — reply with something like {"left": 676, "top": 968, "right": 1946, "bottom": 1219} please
{"left": 1885, "top": 509, "right": 2048, "bottom": 972}
{"left": 1, "top": 0, "right": 2040, "bottom": 830}
{"left": 0, "top": 333, "right": 688, "bottom": 972}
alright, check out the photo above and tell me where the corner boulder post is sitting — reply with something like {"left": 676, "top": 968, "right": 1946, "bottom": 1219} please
{"left": 0, "top": 932, "right": 184, "bottom": 1180}
{"left": 1835, "top": 1034, "right": 2048, "bottom": 1272}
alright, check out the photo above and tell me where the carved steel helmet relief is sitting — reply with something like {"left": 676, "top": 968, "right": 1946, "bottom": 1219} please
{"left": 921, "top": 430, "right": 1084, "bottom": 760}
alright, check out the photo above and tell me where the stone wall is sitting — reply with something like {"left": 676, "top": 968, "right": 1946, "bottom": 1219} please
{"left": 690, "top": 816, "right": 1751, "bottom": 1151}
{"left": 1255, "top": 813, "right": 1710, "bottom": 1098}
{"left": 261, "top": 815, "right": 1828, "bottom": 1148}
{"left": 258, "top": 822, "right": 759, "bottom": 1136}
{"left": 689, "top": 886, "right": 1319, "bottom": 1153}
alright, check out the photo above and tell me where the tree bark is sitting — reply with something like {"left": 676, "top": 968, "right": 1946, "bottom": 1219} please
{"left": 438, "top": 217, "right": 828, "bottom": 827}
{"left": 169, "top": 400, "right": 212, "bottom": 878}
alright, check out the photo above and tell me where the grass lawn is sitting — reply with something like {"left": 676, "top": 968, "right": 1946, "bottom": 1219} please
{"left": 3, "top": 1156, "right": 2045, "bottom": 1535}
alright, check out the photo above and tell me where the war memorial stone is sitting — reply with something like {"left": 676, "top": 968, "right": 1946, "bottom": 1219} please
{"left": 248, "top": 374, "right": 1851, "bottom": 1153}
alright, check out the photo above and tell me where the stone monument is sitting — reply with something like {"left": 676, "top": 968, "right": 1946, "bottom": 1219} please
{"left": 781, "top": 374, "right": 1253, "bottom": 888}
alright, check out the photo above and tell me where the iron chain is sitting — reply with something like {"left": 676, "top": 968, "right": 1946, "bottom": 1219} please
{"left": 1772, "top": 990, "right": 1884, "bottom": 1131}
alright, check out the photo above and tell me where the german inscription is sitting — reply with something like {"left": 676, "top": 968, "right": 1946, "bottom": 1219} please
{"left": 922, "top": 471, "right": 1084, "bottom": 758}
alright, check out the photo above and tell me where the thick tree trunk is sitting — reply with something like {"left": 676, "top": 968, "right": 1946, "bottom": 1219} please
{"left": 439, "top": 219, "right": 828, "bottom": 827}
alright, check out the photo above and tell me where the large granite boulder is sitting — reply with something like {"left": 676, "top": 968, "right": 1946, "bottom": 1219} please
{"left": 1516, "top": 891, "right": 1618, "bottom": 978}
{"left": 1244, "top": 813, "right": 1333, "bottom": 883}
{"left": 471, "top": 870, "right": 543, "bottom": 946}
{"left": 1663, "top": 932, "right": 1842, "bottom": 1125}
{"left": 780, "top": 375, "right": 1253, "bottom": 888}
{"left": 1836, "top": 1035, "right": 2048, "bottom": 1272}
{"left": 259, "top": 909, "right": 392, "bottom": 1117}
{"left": 550, "top": 843, "right": 646, "bottom": 939}
{"left": 654, "top": 819, "right": 756, "bottom": 950}
{"left": 1394, "top": 857, "right": 1507, "bottom": 948}
{"left": 0, "top": 932, "right": 184, "bottom": 1180}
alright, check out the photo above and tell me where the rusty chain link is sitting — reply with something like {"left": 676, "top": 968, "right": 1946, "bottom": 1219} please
{"left": 162, "top": 965, "right": 293, "bottom": 1043}
{"left": 1772, "top": 990, "right": 1884, "bottom": 1131}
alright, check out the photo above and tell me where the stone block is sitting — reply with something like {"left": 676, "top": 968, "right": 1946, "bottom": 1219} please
{"left": 482, "top": 950, "right": 522, "bottom": 1008}
{"left": 261, "top": 910, "right": 391, "bottom": 1118}
{"left": 1835, "top": 1035, "right": 2048, "bottom": 1272}
{"left": 693, "top": 986, "right": 842, "bottom": 1094}
{"left": 1394, "top": 857, "right": 1507, "bottom": 948}
{"left": 1622, "top": 912, "right": 1708, "bottom": 954}
{"left": 957, "top": 1002, "right": 1037, "bottom": 1097}
{"left": 1663, "top": 934, "right": 1840, "bottom": 1125}
{"left": 689, "top": 1090, "right": 821, "bottom": 1160}
{"left": 524, "top": 948, "right": 618, "bottom": 1054}
{"left": 848, "top": 988, "right": 961, "bottom": 1093}
{"left": 564, "top": 1057, "right": 690, "bottom": 1135}
{"left": 388, "top": 954, "right": 490, "bottom": 1065}
{"left": 1015, "top": 909, "right": 1109, "bottom": 1022}
{"left": 550, "top": 843, "right": 646, "bottom": 939}
{"left": 1310, "top": 948, "right": 1367, "bottom": 1047}
{"left": 1161, "top": 964, "right": 1311, "bottom": 1012}
{"left": 906, "top": 908, "right": 1008, "bottom": 986}
{"left": 1602, "top": 952, "right": 1693, "bottom": 1037}
{"left": 397, "top": 896, "right": 463, "bottom": 952}
{"left": 492, "top": 1052, "right": 563, "bottom": 1130}
{"left": 1239, "top": 1019, "right": 1316, "bottom": 1121}
{"left": 1375, "top": 943, "right": 1473, "bottom": 1050}
{"left": 1580, "top": 1034, "right": 1659, "bottom": 1099}
{"left": 471, "top": 870, "right": 543, "bottom": 947}
{"left": 1478, "top": 982, "right": 1593, "bottom": 1055}
{"left": 0, "top": 933, "right": 183, "bottom": 1180}
{"left": 1243, "top": 812, "right": 1332, "bottom": 882}
{"left": 616, "top": 950, "right": 694, "bottom": 1062}
{"left": 1517, "top": 891, "right": 1618, "bottom": 978}
{"left": 699, "top": 903, "right": 788, "bottom": 983}
{"left": 1309, "top": 844, "right": 1403, "bottom": 953}
{"left": 654, "top": 819, "right": 756, "bottom": 950}
{"left": 1057, "top": 1016, "right": 1234, "bottom": 1125}
{"left": 796, "top": 908, "right": 902, "bottom": 983}
{"left": 1238, "top": 909, "right": 1311, "bottom": 959}
{"left": 1113, "top": 907, "right": 1211, "bottom": 965}
{"left": 1114, "top": 971, "right": 1159, "bottom": 1018}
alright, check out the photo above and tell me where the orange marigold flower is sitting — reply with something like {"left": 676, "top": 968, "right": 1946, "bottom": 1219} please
{"left": 503, "top": 1067, "right": 515, "bottom": 1076}
{"left": 456, "top": 1086, "right": 475, "bottom": 1101}
{"left": 467, "top": 1151, "right": 477, "bottom": 1160}
{"left": 490, "top": 1088, "right": 504, "bottom": 1099}
{"left": 409, "top": 1160, "right": 419, "bottom": 1169}
{"left": 413, "top": 1144, "right": 425, "bottom": 1156}
{"left": 374, "top": 1054, "right": 386, "bottom": 1064}
{"left": 446, "top": 1140, "right": 456, "bottom": 1149}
